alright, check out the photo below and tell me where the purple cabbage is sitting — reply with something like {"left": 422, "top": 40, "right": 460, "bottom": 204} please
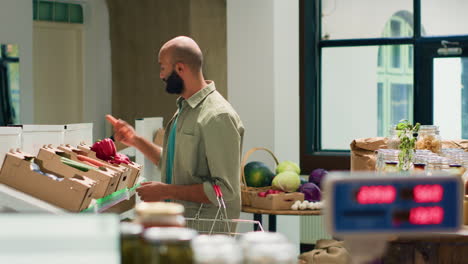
{"left": 309, "top": 168, "right": 328, "bottom": 189}
{"left": 299, "top": 182, "right": 321, "bottom": 202}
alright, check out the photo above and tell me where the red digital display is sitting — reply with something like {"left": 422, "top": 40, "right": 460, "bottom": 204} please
{"left": 409, "top": 206, "right": 444, "bottom": 225}
{"left": 356, "top": 185, "right": 396, "bottom": 204}
{"left": 413, "top": 184, "right": 443, "bottom": 203}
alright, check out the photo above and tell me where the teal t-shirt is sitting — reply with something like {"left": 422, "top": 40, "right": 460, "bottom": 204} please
{"left": 165, "top": 105, "right": 182, "bottom": 184}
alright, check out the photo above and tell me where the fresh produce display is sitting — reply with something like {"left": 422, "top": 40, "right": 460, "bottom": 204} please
{"left": 257, "top": 189, "right": 285, "bottom": 197}
{"left": 245, "top": 155, "right": 324, "bottom": 211}
{"left": 272, "top": 171, "right": 301, "bottom": 192}
{"left": 275, "top": 161, "right": 301, "bottom": 175}
{"left": 308, "top": 168, "right": 328, "bottom": 189}
{"left": 91, "top": 138, "right": 131, "bottom": 165}
{"left": 298, "top": 182, "right": 322, "bottom": 202}
{"left": 244, "top": 161, "right": 275, "bottom": 187}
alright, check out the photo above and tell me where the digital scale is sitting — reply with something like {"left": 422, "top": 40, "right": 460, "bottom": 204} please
{"left": 323, "top": 172, "right": 463, "bottom": 263}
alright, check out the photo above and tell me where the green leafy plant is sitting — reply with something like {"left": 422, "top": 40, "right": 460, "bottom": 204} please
{"left": 396, "top": 120, "right": 420, "bottom": 171}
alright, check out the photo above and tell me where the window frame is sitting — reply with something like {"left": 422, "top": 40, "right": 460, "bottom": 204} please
{"left": 0, "top": 44, "right": 20, "bottom": 125}
{"left": 300, "top": 0, "right": 468, "bottom": 173}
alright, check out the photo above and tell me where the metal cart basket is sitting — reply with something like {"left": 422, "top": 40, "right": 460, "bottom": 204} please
{"left": 186, "top": 183, "right": 263, "bottom": 236}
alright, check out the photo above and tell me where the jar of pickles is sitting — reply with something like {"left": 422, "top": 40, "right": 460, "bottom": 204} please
{"left": 143, "top": 227, "right": 197, "bottom": 264}
{"left": 416, "top": 125, "right": 442, "bottom": 153}
{"left": 120, "top": 222, "right": 145, "bottom": 264}
{"left": 135, "top": 202, "right": 186, "bottom": 228}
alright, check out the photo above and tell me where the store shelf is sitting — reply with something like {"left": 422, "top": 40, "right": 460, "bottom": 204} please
{"left": 0, "top": 183, "right": 66, "bottom": 214}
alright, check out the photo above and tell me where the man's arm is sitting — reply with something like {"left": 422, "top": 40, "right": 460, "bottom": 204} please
{"left": 106, "top": 114, "right": 163, "bottom": 166}
{"left": 133, "top": 135, "right": 163, "bottom": 166}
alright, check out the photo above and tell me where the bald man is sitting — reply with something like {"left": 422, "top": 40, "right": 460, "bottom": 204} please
{"left": 107, "top": 36, "right": 244, "bottom": 230}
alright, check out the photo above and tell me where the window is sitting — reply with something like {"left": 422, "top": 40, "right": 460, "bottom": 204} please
{"left": 33, "top": 0, "right": 83, "bottom": 24}
{"left": 301, "top": 0, "right": 468, "bottom": 172}
{"left": 0, "top": 44, "right": 20, "bottom": 125}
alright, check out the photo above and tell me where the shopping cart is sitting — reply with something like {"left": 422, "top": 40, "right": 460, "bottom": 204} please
{"left": 186, "top": 182, "right": 264, "bottom": 236}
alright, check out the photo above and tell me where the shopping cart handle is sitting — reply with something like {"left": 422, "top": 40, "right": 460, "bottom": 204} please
{"left": 213, "top": 184, "right": 223, "bottom": 197}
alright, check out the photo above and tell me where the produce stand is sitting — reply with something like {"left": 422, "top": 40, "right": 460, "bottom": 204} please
{"left": 242, "top": 206, "right": 321, "bottom": 232}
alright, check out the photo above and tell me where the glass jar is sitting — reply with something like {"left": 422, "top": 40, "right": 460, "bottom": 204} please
{"left": 136, "top": 202, "right": 186, "bottom": 228}
{"left": 447, "top": 153, "right": 468, "bottom": 178}
{"left": 416, "top": 125, "right": 442, "bottom": 153}
{"left": 239, "top": 232, "right": 292, "bottom": 264}
{"left": 412, "top": 153, "right": 428, "bottom": 175}
{"left": 382, "top": 150, "right": 400, "bottom": 173}
{"left": 192, "top": 235, "right": 242, "bottom": 264}
{"left": 387, "top": 127, "right": 400, "bottom": 150}
{"left": 426, "top": 156, "right": 451, "bottom": 176}
{"left": 120, "top": 222, "right": 146, "bottom": 264}
{"left": 143, "top": 227, "right": 197, "bottom": 264}
{"left": 244, "top": 242, "right": 296, "bottom": 264}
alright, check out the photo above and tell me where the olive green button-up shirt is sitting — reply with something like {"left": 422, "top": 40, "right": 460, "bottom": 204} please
{"left": 159, "top": 81, "right": 244, "bottom": 222}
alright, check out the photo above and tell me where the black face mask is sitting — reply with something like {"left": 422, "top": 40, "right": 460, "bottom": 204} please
{"left": 164, "top": 70, "right": 184, "bottom": 94}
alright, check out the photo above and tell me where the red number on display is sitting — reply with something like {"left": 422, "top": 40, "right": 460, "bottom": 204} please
{"left": 413, "top": 184, "right": 444, "bottom": 203}
{"left": 409, "top": 206, "right": 444, "bottom": 225}
{"left": 356, "top": 185, "right": 396, "bottom": 204}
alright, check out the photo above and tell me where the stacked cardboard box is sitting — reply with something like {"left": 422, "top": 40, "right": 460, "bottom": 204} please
{"left": 250, "top": 192, "right": 304, "bottom": 210}
{"left": 0, "top": 150, "right": 97, "bottom": 212}
{"left": 37, "top": 146, "right": 120, "bottom": 198}
{"left": 57, "top": 144, "right": 131, "bottom": 191}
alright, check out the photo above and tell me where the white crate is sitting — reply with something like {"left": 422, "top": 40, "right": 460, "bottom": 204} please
{"left": 21, "top": 125, "right": 65, "bottom": 156}
{"left": 135, "top": 117, "right": 163, "bottom": 181}
{"left": 64, "top": 123, "right": 93, "bottom": 146}
{"left": 0, "top": 127, "right": 22, "bottom": 166}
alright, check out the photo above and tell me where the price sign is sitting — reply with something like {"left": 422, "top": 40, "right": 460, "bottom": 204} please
{"left": 324, "top": 172, "right": 462, "bottom": 236}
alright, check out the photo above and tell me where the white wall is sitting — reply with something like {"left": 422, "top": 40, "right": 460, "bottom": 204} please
{"left": 227, "top": 0, "right": 275, "bottom": 164}
{"left": 0, "top": 0, "right": 110, "bottom": 141}
{"left": 0, "top": 0, "right": 34, "bottom": 124}
{"left": 228, "top": 0, "right": 300, "bottom": 253}
{"left": 82, "top": 0, "right": 112, "bottom": 141}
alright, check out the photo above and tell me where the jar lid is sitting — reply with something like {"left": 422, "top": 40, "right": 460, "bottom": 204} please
{"left": 136, "top": 202, "right": 184, "bottom": 215}
{"left": 239, "top": 231, "right": 288, "bottom": 245}
{"left": 419, "top": 125, "right": 439, "bottom": 131}
{"left": 143, "top": 227, "right": 197, "bottom": 243}
{"left": 120, "top": 222, "right": 143, "bottom": 236}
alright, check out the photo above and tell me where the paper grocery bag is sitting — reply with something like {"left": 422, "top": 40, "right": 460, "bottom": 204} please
{"left": 350, "top": 137, "right": 388, "bottom": 171}
{"left": 298, "top": 239, "right": 351, "bottom": 264}
{"left": 442, "top": 140, "right": 468, "bottom": 150}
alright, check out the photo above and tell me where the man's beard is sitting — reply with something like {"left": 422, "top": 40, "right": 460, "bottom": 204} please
{"left": 165, "top": 71, "right": 184, "bottom": 94}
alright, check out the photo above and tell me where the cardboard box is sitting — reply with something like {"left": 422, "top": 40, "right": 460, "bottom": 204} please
{"left": 58, "top": 144, "right": 131, "bottom": 191}
{"left": 64, "top": 123, "right": 93, "bottom": 146}
{"left": 77, "top": 143, "right": 142, "bottom": 188}
{"left": 37, "top": 146, "right": 120, "bottom": 198}
{"left": 250, "top": 192, "right": 304, "bottom": 210}
{"left": 0, "top": 127, "right": 22, "bottom": 166}
{"left": 104, "top": 193, "right": 136, "bottom": 214}
{"left": 0, "top": 150, "right": 97, "bottom": 212}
